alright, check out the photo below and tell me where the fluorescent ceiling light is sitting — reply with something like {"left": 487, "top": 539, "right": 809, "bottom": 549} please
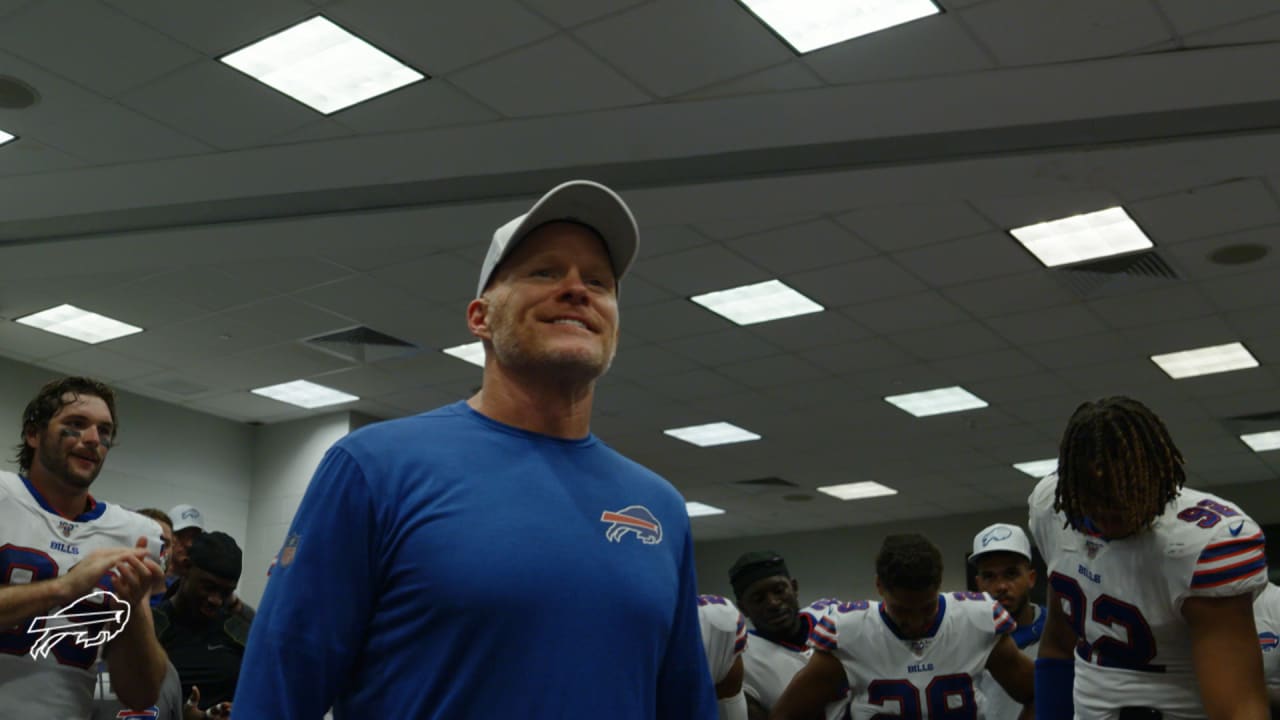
{"left": 251, "top": 380, "right": 358, "bottom": 409}
{"left": 686, "top": 502, "right": 727, "bottom": 517}
{"left": 1009, "top": 207, "right": 1153, "bottom": 268}
{"left": 884, "top": 386, "right": 988, "bottom": 417}
{"left": 664, "top": 422, "right": 761, "bottom": 447}
{"left": 15, "top": 304, "right": 142, "bottom": 344}
{"left": 690, "top": 279, "right": 823, "bottom": 326}
{"left": 817, "top": 481, "right": 898, "bottom": 500}
{"left": 1013, "top": 458, "right": 1058, "bottom": 478}
{"left": 1241, "top": 431, "right": 1280, "bottom": 453}
{"left": 0, "top": 129, "right": 14, "bottom": 146}
{"left": 221, "top": 16, "right": 424, "bottom": 114}
{"left": 1150, "top": 342, "right": 1258, "bottom": 379}
{"left": 737, "top": 0, "right": 941, "bottom": 54}
{"left": 442, "top": 341, "right": 485, "bottom": 367}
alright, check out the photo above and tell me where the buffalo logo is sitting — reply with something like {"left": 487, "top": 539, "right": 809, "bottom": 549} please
{"left": 1261, "top": 632, "right": 1279, "bottom": 653}
{"left": 600, "top": 506, "right": 663, "bottom": 545}
{"left": 981, "top": 526, "right": 1012, "bottom": 547}
{"left": 57, "top": 520, "right": 75, "bottom": 538}
{"left": 27, "top": 590, "right": 130, "bottom": 660}
{"left": 182, "top": 508, "right": 201, "bottom": 521}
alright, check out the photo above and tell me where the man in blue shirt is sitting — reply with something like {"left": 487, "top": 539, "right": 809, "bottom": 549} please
{"left": 234, "top": 180, "right": 717, "bottom": 719}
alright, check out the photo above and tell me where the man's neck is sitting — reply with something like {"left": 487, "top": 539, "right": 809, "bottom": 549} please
{"left": 1014, "top": 601, "right": 1037, "bottom": 627}
{"left": 469, "top": 366, "right": 596, "bottom": 439}
{"left": 26, "top": 469, "right": 90, "bottom": 519}
{"left": 758, "top": 619, "right": 809, "bottom": 648}
{"left": 171, "top": 594, "right": 210, "bottom": 627}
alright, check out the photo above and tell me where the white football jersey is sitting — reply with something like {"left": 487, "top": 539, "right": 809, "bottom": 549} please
{"left": 0, "top": 470, "right": 164, "bottom": 719}
{"left": 975, "top": 603, "right": 1043, "bottom": 720}
{"left": 698, "top": 595, "right": 747, "bottom": 684}
{"left": 1028, "top": 473, "right": 1268, "bottom": 720}
{"left": 1253, "top": 583, "right": 1280, "bottom": 688}
{"left": 810, "top": 593, "right": 1015, "bottom": 720}
{"left": 742, "top": 600, "right": 847, "bottom": 720}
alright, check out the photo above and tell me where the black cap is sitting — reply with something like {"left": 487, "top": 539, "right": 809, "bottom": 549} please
{"left": 188, "top": 531, "right": 242, "bottom": 583}
{"left": 729, "top": 550, "right": 789, "bottom": 597}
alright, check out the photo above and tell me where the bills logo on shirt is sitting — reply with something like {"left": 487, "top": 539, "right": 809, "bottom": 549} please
{"left": 1260, "top": 632, "right": 1279, "bottom": 652}
{"left": 58, "top": 520, "right": 75, "bottom": 538}
{"left": 600, "top": 506, "right": 663, "bottom": 545}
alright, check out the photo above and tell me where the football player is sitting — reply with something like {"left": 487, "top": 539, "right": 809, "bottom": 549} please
{"left": 770, "top": 534, "right": 1034, "bottom": 720}
{"left": 1031, "top": 396, "right": 1269, "bottom": 719}
{"left": 970, "top": 523, "right": 1044, "bottom": 720}
{"left": 699, "top": 594, "right": 748, "bottom": 720}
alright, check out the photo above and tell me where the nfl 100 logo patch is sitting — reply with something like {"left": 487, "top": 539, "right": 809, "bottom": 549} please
{"left": 57, "top": 520, "right": 75, "bottom": 538}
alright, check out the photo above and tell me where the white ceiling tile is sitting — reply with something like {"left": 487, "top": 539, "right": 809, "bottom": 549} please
{"left": 309, "top": 365, "right": 401, "bottom": 398}
{"left": 0, "top": 320, "right": 93, "bottom": 359}
{"left": 678, "top": 61, "right": 823, "bottom": 101}
{"left": 1053, "top": 358, "right": 1173, "bottom": 397}
{"left": 929, "top": 348, "right": 1042, "bottom": 383}
{"left": 1128, "top": 179, "right": 1280, "bottom": 244}
{"left": 843, "top": 291, "right": 972, "bottom": 335}
{"left": 890, "top": 320, "right": 1009, "bottom": 360}
{"left": 985, "top": 305, "right": 1108, "bottom": 345}
{"left": 45, "top": 346, "right": 167, "bottom": 382}
{"left": 894, "top": 232, "right": 1040, "bottom": 286}
{"left": 68, "top": 286, "right": 209, "bottom": 332}
{"left": 748, "top": 312, "right": 872, "bottom": 352}
{"left": 617, "top": 275, "right": 679, "bottom": 308}
{"left": 695, "top": 213, "right": 821, "bottom": 241}
{"left": 960, "top": 0, "right": 1168, "bottom": 66}
{"left": 943, "top": 272, "right": 1078, "bottom": 318}
{"left": 452, "top": 36, "right": 650, "bottom": 117}
{"left": 609, "top": 343, "right": 703, "bottom": 380}
{"left": 717, "top": 354, "right": 827, "bottom": 389}
{"left": 837, "top": 202, "right": 994, "bottom": 253}
{"left": 638, "top": 225, "right": 715, "bottom": 259}
{"left": 335, "top": 79, "right": 499, "bottom": 132}
{"left": 1180, "top": 10, "right": 1280, "bottom": 46}
{"left": 968, "top": 189, "right": 1122, "bottom": 231}
{"left": 519, "top": 0, "right": 646, "bottom": 28}
{"left": 365, "top": 253, "right": 477, "bottom": 304}
{"left": 620, "top": 299, "right": 732, "bottom": 343}
{"left": 636, "top": 368, "right": 751, "bottom": 400}
{"left": 269, "top": 118, "right": 354, "bottom": 144}
{"left": 0, "top": 139, "right": 87, "bottom": 176}
{"left": 1198, "top": 267, "right": 1279, "bottom": 312}
{"left": 726, "top": 218, "right": 875, "bottom": 275}
{"left": 805, "top": 15, "right": 993, "bottom": 85}
{"left": 123, "top": 267, "right": 275, "bottom": 312}
{"left": 632, "top": 245, "right": 770, "bottom": 297}
{"left": 214, "top": 297, "right": 354, "bottom": 339}
{"left": 1121, "top": 314, "right": 1243, "bottom": 356}
{"left": 1176, "top": 364, "right": 1278, "bottom": 400}
{"left": 1086, "top": 286, "right": 1217, "bottom": 329}
{"left": 327, "top": 0, "right": 556, "bottom": 74}
{"left": 788, "top": 258, "right": 927, "bottom": 308}
{"left": 847, "top": 362, "right": 957, "bottom": 398}
{"left": 1162, "top": 226, "right": 1279, "bottom": 283}
{"left": 107, "top": 315, "right": 280, "bottom": 366}
{"left": 189, "top": 390, "right": 307, "bottom": 423}
{"left": 1020, "top": 331, "right": 1137, "bottom": 371}
{"left": 38, "top": 98, "right": 210, "bottom": 163}
{"left": 103, "top": 0, "right": 315, "bottom": 56}
{"left": 0, "top": 0, "right": 202, "bottom": 97}
{"left": 119, "top": 62, "right": 319, "bottom": 149}
{"left": 662, "top": 329, "right": 782, "bottom": 366}
{"left": 182, "top": 342, "right": 353, "bottom": 389}
{"left": 1155, "top": 0, "right": 1280, "bottom": 36}
{"left": 215, "top": 256, "right": 352, "bottom": 294}
{"left": 574, "top": 0, "right": 791, "bottom": 98}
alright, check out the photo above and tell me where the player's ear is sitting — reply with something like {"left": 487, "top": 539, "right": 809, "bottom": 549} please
{"left": 467, "top": 297, "right": 492, "bottom": 340}
{"left": 874, "top": 576, "right": 885, "bottom": 598}
{"left": 790, "top": 577, "right": 799, "bottom": 595}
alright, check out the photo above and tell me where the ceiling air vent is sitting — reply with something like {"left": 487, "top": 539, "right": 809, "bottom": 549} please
{"left": 304, "top": 326, "right": 419, "bottom": 363}
{"left": 1054, "top": 249, "right": 1180, "bottom": 297}
{"left": 1222, "top": 410, "right": 1280, "bottom": 434}
{"left": 731, "top": 476, "right": 798, "bottom": 495}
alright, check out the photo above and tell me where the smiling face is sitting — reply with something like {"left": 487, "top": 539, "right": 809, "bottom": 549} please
{"left": 26, "top": 393, "right": 114, "bottom": 492}
{"left": 473, "top": 221, "right": 620, "bottom": 383}
{"left": 737, "top": 574, "right": 802, "bottom": 642}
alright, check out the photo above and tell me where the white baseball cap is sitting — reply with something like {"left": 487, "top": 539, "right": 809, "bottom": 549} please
{"left": 476, "top": 180, "right": 639, "bottom": 298}
{"left": 169, "top": 504, "right": 205, "bottom": 533}
{"left": 969, "top": 523, "right": 1032, "bottom": 564}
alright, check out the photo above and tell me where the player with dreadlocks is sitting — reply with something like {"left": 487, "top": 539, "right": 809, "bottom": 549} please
{"left": 1030, "top": 396, "right": 1270, "bottom": 720}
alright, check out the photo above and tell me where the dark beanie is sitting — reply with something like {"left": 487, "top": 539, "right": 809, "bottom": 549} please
{"left": 189, "top": 531, "right": 242, "bottom": 582}
{"left": 729, "top": 550, "right": 789, "bottom": 597}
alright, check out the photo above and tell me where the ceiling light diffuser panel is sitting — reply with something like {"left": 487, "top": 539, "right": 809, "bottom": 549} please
{"left": 884, "top": 386, "right": 988, "bottom": 417}
{"left": 1009, "top": 207, "right": 1153, "bottom": 267}
{"left": 664, "top": 422, "right": 762, "bottom": 447}
{"left": 816, "top": 481, "right": 898, "bottom": 500}
{"left": 15, "top": 304, "right": 143, "bottom": 344}
{"left": 251, "top": 380, "right": 359, "bottom": 409}
{"left": 1012, "top": 458, "right": 1058, "bottom": 478}
{"left": 1240, "top": 431, "right": 1280, "bottom": 453}
{"left": 1150, "top": 342, "right": 1258, "bottom": 379}
{"left": 690, "top": 279, "right": 823, "bottom": 326}
{"left": 442, "top": 342, "right": 486, "bottom": 367}
{"left": 686, "top": 502, "right": 727, "bottom": 517}
{"left": 0, "top": 128, "right": 14, "bottom": 146}
{"left": 221, "top": 16, "right": 424, "bottom": 114}
{"left": 738, "top": 0, "right": 941, "bottom": 54}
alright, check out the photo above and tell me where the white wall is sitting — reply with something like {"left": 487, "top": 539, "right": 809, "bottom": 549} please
{"left": 240, "top": 412, "right": 353, "bottom": 607}
{"left": 0, "top": 355, "right": 253, "bottom": 549}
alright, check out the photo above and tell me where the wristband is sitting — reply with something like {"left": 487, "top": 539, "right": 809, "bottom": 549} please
{"left": 1034, "top": 656, "right": 1074, "bottom": 720}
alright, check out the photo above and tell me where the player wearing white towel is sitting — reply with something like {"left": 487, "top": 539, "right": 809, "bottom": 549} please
{"left": 1252, "top": 583, "right": 1280, "bottom": 714}
{"left": 771, "top": 534, "right": 1034, "bottom": 720}
{"left": 1031, "top": 396, "right": 1269, "bottom": 720}
{"left": 0, "top": 377, "right": 167, "bottom": 717}
{"left": 699, "top": 595, "right": 748, "bottom": 720}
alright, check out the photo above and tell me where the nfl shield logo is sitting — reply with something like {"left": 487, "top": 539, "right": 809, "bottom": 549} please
{"left": 57, "top": 520, "right": 75, "bottom": 538}
{"left": 278, "top": 533, "right": 300, "bottom": 568}
{"left": 1085, "top": 541, "right": 1103, "bottom": 559}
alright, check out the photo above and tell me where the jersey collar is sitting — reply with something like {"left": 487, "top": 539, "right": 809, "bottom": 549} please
{"left": 19, "top": 473, "right": 106, "bottom": 521}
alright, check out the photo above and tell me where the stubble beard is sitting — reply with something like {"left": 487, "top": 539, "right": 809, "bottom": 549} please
{"left": 487, "top": 300, "right": 615, "bottom": 383}
{"left": 36, "top": 435, "right": 98, "bottom": 491}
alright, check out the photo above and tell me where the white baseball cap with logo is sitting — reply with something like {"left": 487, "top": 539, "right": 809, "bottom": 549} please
{"left": 169, "top": 504, "right": 205, "bottom": 533}
{"left": 476, "top": 180, "right": 639, "bottom": 298}
{"left": 969, "top": 522, "right": 1032, "bottom": 564}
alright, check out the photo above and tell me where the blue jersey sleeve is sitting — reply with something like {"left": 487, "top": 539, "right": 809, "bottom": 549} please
{"left": 657, "top": 527, "right": 719, "bottom": 719}
{"left": 232, "top": 446, "right": 380, "bottom": 719}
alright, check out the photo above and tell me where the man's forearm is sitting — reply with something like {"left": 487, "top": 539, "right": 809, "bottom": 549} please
{"left": 106, "top": 602, "right": 167, "bottom": 710}
{"left": 0, "top": 578, "right": 71, "bottom": 628}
